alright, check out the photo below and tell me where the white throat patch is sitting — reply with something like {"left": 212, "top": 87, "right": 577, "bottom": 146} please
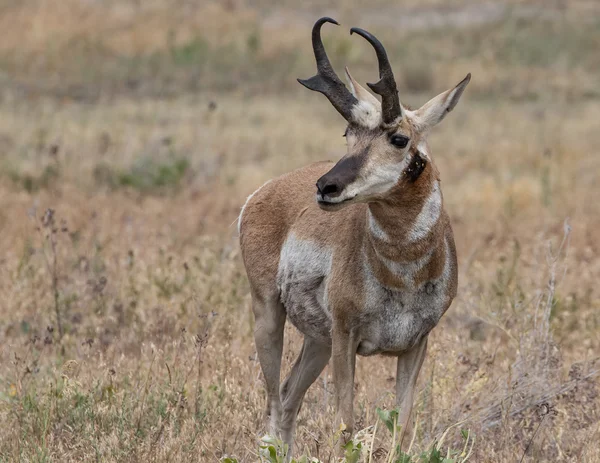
{"left": 368, "top": 210, "right": 389, "bottom": 241}
{"left": 408, "top": 181, "right": 442, "bottom": 242}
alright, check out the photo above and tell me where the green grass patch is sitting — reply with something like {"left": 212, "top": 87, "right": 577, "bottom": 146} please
{"left": 94, "top": 156, "right": 190, "bottom": 193}
{"left": 6, "top": 164, "right": 60, "bottom": 193}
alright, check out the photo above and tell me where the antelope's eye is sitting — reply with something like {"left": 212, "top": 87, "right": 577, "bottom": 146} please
{"left": 390, "top": 135, "right": 409, "bottom": 148}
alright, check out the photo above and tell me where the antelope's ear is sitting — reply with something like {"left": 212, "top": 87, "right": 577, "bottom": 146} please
{"left": 344, "top": 67, "right": 381, "bottom": 110}
{"left": 344, "top": 67, "right": 382, "bottom": 129}
{"left": 412, "top": 73, "right": 471, "bottom": 132}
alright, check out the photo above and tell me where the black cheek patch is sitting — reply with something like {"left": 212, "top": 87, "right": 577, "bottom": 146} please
{"left": 404, "top": 151, "right": 427, "bottom": 182}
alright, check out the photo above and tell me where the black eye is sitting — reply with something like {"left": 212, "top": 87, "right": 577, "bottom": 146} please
{"left": 390, "top": 135, "right": 409, "bottom": 148}
{"left": 343, "top": 128, "right": 348, "bottom": 137}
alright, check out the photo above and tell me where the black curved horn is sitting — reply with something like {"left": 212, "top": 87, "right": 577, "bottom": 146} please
{"left": 298, "top": 17, "right": 358, "bottom": 121}
{"left": 350, "top": 27, "right": 401, "bottom": 124}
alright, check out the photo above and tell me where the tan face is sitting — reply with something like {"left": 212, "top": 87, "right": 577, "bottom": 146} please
{"left": 315, "top": 72, "right": 471, "bottom": 211}
{"left": 297, "top": 18, "right": 469, "bottom": 211}
{"left": 316, "top": 116, "right": 423, "bottom": 210}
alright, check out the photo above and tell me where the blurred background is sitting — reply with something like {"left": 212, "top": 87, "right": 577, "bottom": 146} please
{"left": 0, "top": 0, "right": 599, "bottom": 461}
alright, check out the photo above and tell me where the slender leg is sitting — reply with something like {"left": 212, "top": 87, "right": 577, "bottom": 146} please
{"left": 279, "top": 336, "right": 331, "bottom": 453}
{"left": 253, "top": 293, "right": 286, "bottom": 436}
{"left": 331, "top": 325, "right": 357, "bottom": 440}
{"left": 396, "top": 336, "right": 428, "bottom": 446}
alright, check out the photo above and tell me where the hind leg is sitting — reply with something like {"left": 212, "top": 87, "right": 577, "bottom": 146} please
{"left": 279, "top": 336, "right": 331, "bottom": 453}
{"left": 253, "top": 291, "right": 287, "bottom": 436}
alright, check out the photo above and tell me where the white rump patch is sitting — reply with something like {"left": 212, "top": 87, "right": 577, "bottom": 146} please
{"left": 408, "top": 181, "right": 442, "bottom": 242}
{"left": 351, "top": 100, "right": 381, "bottom": 129}
{"left": 237, "top": 179, "right": 272, "bottom": 233}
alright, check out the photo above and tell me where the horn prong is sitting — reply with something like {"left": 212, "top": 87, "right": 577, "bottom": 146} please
{"left": 297, "top": 17, "right": 358, "bottom": 121}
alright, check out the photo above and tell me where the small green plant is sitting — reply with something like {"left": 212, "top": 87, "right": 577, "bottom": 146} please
{"left": 170, "top": 37, "right": 210, "bottom": 67}
{"left": 94, "top": 156, "right": 190, "bottom": 193}
{"left": 8, "top": 164, "right": 60, "bottom": 192}
{"left": 342, "top": 439, "right": 362, "bottom": 463}
{"left": 375, "top": 407, "right": 475, "bottom": 463}
{"left": 119, "top": 156, "right": 189, "bottom": 191}
{"left": 249, "top": 435, "right": 322, "bottom": 463}
{"left": 258, "top": 435, "right": 291, "bottom": 463}
{"left": 247, "top": 29, "right": 261, "bottom": 55}
{"left": 241, "top": 412, "right": 474, "bottom": 463}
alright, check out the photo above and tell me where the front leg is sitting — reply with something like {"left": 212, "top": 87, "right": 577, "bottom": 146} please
{"left": 396, "top": 335, "right": 428, "bottom": 446}
{"left": 331, "top": 322, "right": 358, "bottom": 439}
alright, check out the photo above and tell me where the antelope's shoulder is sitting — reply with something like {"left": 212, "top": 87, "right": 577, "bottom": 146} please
{"left": 238, "top": 161, "right": 334, "bottom": 236}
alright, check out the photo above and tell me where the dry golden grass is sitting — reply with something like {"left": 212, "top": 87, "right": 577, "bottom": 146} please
{"left": 0, "top": 1, "right": 599, "bottom": 462}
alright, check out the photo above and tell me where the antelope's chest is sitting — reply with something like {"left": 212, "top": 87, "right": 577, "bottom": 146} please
{"left": 276, "top": 235, "right": 453, "bottom": 353}
{"left": 356, "top": 277, "right": 444, "bottom": 356}
{"left": 356, "top": 244, "right": 453, "bottom": 356}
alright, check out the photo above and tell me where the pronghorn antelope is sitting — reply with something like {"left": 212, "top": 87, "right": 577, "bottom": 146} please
{"left": 239, "top": 17, "right": 470, "bottom": 452}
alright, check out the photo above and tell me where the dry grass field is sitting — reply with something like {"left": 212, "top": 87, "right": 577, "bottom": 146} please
{"left": 0, "top": 0, "right": 599, "bottom": 461}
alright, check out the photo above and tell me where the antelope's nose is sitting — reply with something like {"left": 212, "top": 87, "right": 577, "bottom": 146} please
{"left": 316, "top": 176, "right": 341, "bottom": 199}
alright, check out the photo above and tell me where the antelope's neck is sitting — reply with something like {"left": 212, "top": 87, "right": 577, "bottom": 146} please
{"left": 364, "top": 180, "right": 446, "bottom": 290}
